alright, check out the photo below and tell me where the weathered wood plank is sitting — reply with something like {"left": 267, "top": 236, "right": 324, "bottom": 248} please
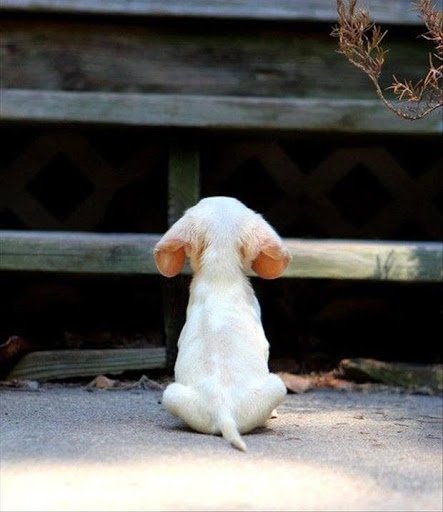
{"left": 1, "top": 90, "right": 441, "bottom": 134}
{"left": 164, "top": 142, "right": 201, "bottom": 369}
{"left": 1, "top": 231, "right": 442, "bottom": 282}
{"left": 0, "top": 20, "right": 429, "bottom": 100}
{"left": 338, "top": 358, "right": 443, "bottom": 392}
{"left": 0, "top": 0, "right": 426, "bottom": 25}
{"left": 0, "top": 231, "right": 159, "bottom": 274}
{"left": 7, "top": 348, "right": 167, "bottom": 380}
{"left": 285, "top": 239, "right": 443, "bottom": 282}
{"left": 168, "top": 142, "right": 200, "bottom": 223}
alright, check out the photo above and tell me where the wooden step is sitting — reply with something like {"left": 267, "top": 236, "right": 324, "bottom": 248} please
{"left": 1, "top": 18, "right": 429, "bottom": 103}
{"left": 0, "top": 0, "right": 424, "bottom": 25}
{"left": 0, "top": 231, "right": 159, "bottom": 275}
{"left": 7, "top": 348, "right": 167, "bottom": 381}
{"left": 1, "top": 230, "right": 442, "bottom": 282}
{"left": 2, "top": 90, "right": 441, "bottom": 135}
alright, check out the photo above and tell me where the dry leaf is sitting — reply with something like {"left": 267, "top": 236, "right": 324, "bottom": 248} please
{"left": 316, "top": 373, "right": 356, "bottom": 390}
{"left": 279, "top": 371, "right": 357, "bottom": 393}
{"left": 0, "top": 336, "right": 34, "bottom": 378}
{"left": 87, "top": 375, "right": 116, "bottom": 390}
{"left": 116, "top": 375, "right": 165, "bottom": 391}
{"left": 278, "top": 372, "right": 315, "bottom": 394}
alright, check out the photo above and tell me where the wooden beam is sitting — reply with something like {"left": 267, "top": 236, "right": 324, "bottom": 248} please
{"left": 0, "top": 231, "right": 159, "bottom": 274}
{"left": 1, "top": 90, "right": 441, "bottom": 135}
{"left": 168, "top": 142, "right": 200, "bottom": 223}
{"left": 338, "top": 358, "right": 443, "bottom": 392}
{"left": 1, "top": 231, "right": 442, "bottom": 282}
{"left": 1, "top": 20, "right": 428, "bottom": 101}
{"left": 164, "top": 142, "right": 200, "bottom": 369}
{"left": 285, "top": 239, "right": 443, "bottom": 282}
{"left": 7, "top": 348, "right": 167, "bottom": 380}
{"left": 0, "top": 0, "right": 425, "bottom": 25}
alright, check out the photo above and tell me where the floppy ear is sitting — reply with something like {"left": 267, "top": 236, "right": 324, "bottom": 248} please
{"left": 252, "top": 243, "right": 291, "bottom": 279}
{"left": 154, "top": 215, "right": 194, "bottom": 277}
{"left": 154, "top": 238, "right": 187, "bottom": 278}
{"left": 244, "top": 215, "right": 291, "bottom": 279}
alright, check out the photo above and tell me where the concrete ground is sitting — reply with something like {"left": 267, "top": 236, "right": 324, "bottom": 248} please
{"left": 1, "top": 385, "right": 442, "bottom": 511}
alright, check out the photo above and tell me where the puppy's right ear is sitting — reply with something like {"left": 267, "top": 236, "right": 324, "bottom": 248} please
{"left": 242, "top": 214, "right": 291, "bottom": 280}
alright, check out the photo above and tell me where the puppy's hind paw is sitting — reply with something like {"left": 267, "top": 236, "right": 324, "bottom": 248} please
{"left": 270, "top": 408, "right": 278, "bottom": 419}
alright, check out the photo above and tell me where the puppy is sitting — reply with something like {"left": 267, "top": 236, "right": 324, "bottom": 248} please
{"left": 154, "top": 196, "right": 290, "bottom": 451}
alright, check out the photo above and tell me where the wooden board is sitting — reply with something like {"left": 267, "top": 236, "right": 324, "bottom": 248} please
{"left": 2, "top": 90, "right": 441, "bottom": 134}
{"left": 0, "top": 231, "right": 159, "bottom": 274}
{"left": 0, "top": 0, "right": 426, "bottom": 25}
{"left": 0, "top": 20, "right": 429, "bottom": 100}
{"left": 338, "top": 358, "right": 443, "bottom": 391}
{"left": 168, "top": 142, "right": 200, "bottom": 222}
{"left": 1, "top": 230, "right": 442, "bottom": 282}
{"left": 285, "top": 239, "right": 443, "bottom": 282}
{"left": 164, "top": 142, "right": 201, "bottom": 368}
{"left": 7, "top": 348, "right": 167, "bottom": 380}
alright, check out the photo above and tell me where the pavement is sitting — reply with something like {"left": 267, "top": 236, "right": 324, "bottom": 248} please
{"left": 1, "top": 385, "right": 442, "bottom": 511}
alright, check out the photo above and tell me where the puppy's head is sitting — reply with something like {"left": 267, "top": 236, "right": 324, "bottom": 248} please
{"left": 154, "top": 196, "right": 291, "bottom": 279}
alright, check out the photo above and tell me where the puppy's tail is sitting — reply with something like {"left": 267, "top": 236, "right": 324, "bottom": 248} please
{"left": 219, "top": 416, "right": 247, "bottom": 452}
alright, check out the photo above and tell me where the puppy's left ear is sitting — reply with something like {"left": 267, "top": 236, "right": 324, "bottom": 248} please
{"left": 244, "top": 216, "right": 291, "bottom": 279}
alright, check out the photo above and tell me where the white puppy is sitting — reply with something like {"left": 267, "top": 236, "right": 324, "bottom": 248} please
{"left": 154, "top": 196, "right": 290, "bottom": 451}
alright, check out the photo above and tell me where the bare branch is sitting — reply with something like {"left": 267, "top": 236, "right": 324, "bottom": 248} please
{"left": 332, "top": 0, "right": 443, "bottom": 120}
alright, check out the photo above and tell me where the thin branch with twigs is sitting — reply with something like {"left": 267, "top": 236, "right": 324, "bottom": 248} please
{"left": 331, "top": 0, "right": 443, "bottom": 120}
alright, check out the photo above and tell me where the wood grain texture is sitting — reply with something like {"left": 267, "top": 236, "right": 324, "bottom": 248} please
{"left": 1, "top": 231, "right": 442, "bottom": 282}
{"left": 0, "top": 231, "right": 159, "bottom": 274}
{"left": 338, "top": 358, "right": 443, "bottom": 391}
{"left": 165, "top": 143, "right": 200, "bottom": 368}
{"left": 168, "top": 143, "right": 200, "bottom": 223}
{"left": 285, "top": 239, "right": 443, "bottom": 282}
{"left": 2, "top": 90, "right": 441, "bottom": 134}
{"left": 0, "top": 20, "right": 428, "bottom": 99}
{"left": 0, "top": 0, "right": 425, "bottom": 25}
{"left": 7, "top": 348, "right": 167, "bottom": 380}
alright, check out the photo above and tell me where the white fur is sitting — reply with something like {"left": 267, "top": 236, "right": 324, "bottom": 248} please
{"left": 154, "top": 197, "right": 290, "bottom": 451}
